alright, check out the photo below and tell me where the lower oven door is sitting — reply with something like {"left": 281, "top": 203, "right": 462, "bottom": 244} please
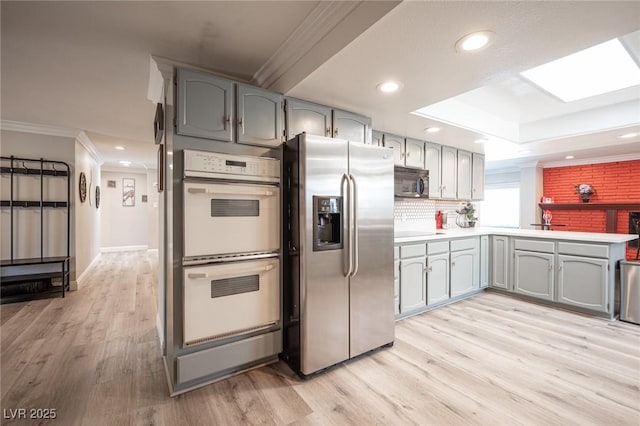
{"left": 183, "top": 181, "right": 280, "bottom": 259}
{"left": 183, "top": 258, "right": 280, "bottom": 347}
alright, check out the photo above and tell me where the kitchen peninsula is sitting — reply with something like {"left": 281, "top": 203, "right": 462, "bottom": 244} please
{"left": 394, "top": 227, "right": 638, "bottom": 320}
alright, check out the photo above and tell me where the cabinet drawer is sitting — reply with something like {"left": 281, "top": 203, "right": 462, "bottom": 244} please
{"left": 428, "top": 241, "right": 449, "bottom": 255}
{"left": 558, "top": 242, "right": 609, "bottom": 259}
{"left": 400, "top": 243, "right": 426, "bottom": 258}
{"left": 450, "top": 238, "right": 478, "bottom": 252}
{"left": 513, "top": 239, "right": 554, "bottom": 253}
{"left": 394, "top": 246, "right": 400, "bottom": 260}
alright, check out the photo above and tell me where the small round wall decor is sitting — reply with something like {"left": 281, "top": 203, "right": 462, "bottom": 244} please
{"left": 95, "top": 185, "right": 101, "bottom": 209}
{"left": 79, "top": 172, "right": 87, "bottom": 203}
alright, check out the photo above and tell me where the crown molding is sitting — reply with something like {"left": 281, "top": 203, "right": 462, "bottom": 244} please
{"left": 542, "top": 152, "right": 640, "bottom": 168}
{"left": 251, "top": 1, "right": 360, "bottom": 89}
{"left": 1, "top": 120, "right": 79, "bottom": 138}
{"left": 76, "top": 131, "right": 103, "bottom": 165}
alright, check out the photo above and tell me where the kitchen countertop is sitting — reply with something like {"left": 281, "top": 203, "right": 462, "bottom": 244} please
{"left": 394, "top": 227, "right": 639, "bottom": 244}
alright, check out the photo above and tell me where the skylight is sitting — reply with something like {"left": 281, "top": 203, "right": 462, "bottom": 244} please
{"left": 520, "top": 38, "right": 640, "bottom": 103}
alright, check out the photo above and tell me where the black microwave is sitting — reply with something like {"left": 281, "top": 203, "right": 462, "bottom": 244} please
{"left": 394, "top": 166, "right": 429, "bottom": 198}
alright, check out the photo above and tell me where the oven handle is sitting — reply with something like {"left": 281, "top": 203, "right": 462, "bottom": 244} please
{"left": 187, "top": 263, "right": 275, "bottom": 280}
{"left": 187, "top": 187, "right": 276, "bottom": 197}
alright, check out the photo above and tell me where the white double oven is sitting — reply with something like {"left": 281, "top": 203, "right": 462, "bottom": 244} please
{"left": 182, "top": 150, "right": 280, "bottom": 347}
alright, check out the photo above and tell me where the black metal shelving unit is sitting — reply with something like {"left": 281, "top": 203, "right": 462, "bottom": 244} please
{"left": 0, "top": 156, "right": 71, "bottom": 303}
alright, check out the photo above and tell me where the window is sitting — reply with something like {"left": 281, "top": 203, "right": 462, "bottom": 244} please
{"left": 480, "top": 187, "right": 520, "bottom": 228}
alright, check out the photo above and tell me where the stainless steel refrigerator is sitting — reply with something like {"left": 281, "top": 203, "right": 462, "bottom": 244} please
{"left": 282, "top": 133, "right": 395, "bottom": 377}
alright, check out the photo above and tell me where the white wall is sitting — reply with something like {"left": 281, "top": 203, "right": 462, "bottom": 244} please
{"left": 146, "top": 169, "right": 159, "bottom": 250}
{"left": 74, "top": 139, "right": 101, "bottom": 283}
{"left": 100, "top": 170, "right": 150, "bottom": 249}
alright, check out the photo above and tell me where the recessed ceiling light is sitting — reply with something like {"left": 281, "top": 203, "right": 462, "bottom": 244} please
{"left": 115, "top": 146, "right": 125, "bottom": 150}
{"left": 425, "top": 127, "right": 440, "bottom": 133}
{"left": 455, "top": 31, "right": 495, "bottom": 52}
{"left": 620, "top": 132, "right": 638, "bottom": 139}
{"left": 377, "top": 81, "right": 401, "bottom": 93}
{"left": 119, "top": 160, "right": 131, "bottom": 166}
{"left": 565, "top": 155, "right": 575, "bottom": 160}
{"left": 521, "top": 38, "right": 640, "bottom": 102}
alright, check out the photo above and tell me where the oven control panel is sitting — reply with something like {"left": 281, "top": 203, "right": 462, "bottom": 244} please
{"left": 184, "top": 150, "right": 280, "bottom": 181}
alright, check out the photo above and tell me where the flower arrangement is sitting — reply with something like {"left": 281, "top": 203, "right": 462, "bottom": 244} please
{"left": 456, "top": 202, "right": 478, "bottom": 227}
{"left": 575, "top": 183, "right": 594, "bottom": 202}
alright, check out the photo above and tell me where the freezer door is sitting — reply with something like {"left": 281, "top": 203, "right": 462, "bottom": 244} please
{"left": 348, "top": 142, "right": 395, "bottom": 357}
{"left": 300, "top": 134, "right": 350, "bottom": 375}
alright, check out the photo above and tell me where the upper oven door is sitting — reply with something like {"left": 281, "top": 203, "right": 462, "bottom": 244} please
{"left": 183, "top": 181, "right": 280, "bottom": 259}
{"left": 394, "top": 167, "right": 428, "bottom": 198}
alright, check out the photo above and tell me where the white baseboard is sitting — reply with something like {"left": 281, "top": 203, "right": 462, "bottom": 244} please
{"left": 75, "top": 252, "right": 102, "bottom": 289}
{"left": 101, "top": 245, "right": 148, "bottom": 253}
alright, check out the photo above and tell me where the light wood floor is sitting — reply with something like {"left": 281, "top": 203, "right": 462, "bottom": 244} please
{"left": 2, "top": 251, "right": 640, "bottom": 425}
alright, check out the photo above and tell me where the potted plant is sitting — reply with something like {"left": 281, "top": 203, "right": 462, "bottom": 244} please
{"left": 456, "top": 202, "right": 478, "bottom": 228}
{"left": 575, "top": 183, "right": 595, "bottom": 203}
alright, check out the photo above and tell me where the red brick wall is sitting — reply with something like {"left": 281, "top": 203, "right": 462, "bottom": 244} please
{"left": 542, "top": 159, "right": 640, "bottom": 260}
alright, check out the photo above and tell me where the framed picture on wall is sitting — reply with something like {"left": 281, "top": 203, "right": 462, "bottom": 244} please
{"left": 122, "top": 178, "right": 135, "bottom": 206}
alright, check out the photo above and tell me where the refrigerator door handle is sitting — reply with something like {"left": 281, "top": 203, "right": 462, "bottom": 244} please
{"left": 341, "top": 173, "right": 352, "bottom": 277}
{"left": 349, "top": 173, "right": 359, "bottom": 277}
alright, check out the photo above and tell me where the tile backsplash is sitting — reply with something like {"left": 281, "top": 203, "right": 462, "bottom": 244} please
{"left": 394, "top": 199, "right": 481, "bottom": 233}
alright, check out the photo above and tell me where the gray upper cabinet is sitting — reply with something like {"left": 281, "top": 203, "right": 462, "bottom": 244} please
{"left": 372, "top": 130, "right": 384, "bottom": 147}
{"left": 404, "top": 138, "right": 425, "bottom": 169}
{"left": 457, "top": 150, "right": 472, "bottom": 200}
{"left": 285, "top": 98, "right": 331, "bottom": 139}
{"left": 177, "top": 68, "right": 233, "bottom": 142}
{"left": 333, "top": 109, "right": 371, "bottom": 144}
{"left": 383, "top": 133, "right": 406, "bottom": 166}
{"left": 236, "top": 84, "right": 283, "bottom": 147}
{"left": 472, "top": 153, "right": 485, "bottom": 200}
{"left": 441, "top": 146, "right": 458, "bottom": 199}
{"left": 425, "top": 142, "right": 442, "bottom": 198}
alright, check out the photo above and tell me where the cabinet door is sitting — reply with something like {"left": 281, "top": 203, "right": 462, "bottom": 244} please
{"left": 427, "top": 252, "right": 449, "bottom": 305}
{"left": 383, "top": 134, "right": 406, "bottom": 166}
{"left": 457, "top": 150, "right": 472, "bottom": 200}
{"left": 405, "top": 138, "right": 425, "bottom": 169}
{"left": 176, "top": 68, "right": 233, "bottom": 142}
{"left": 372, "top": 130, "right": 384, "bottom": 147}
{"left": 513, "top": 250, "right": 554, "bottom": 301}
{"left": 558, "top": 255, "right": 608, "bottom": 312}
{"left": 491, "top": 236, "right": 510, "bottom": 290}
{"left": 237, "top": 84, "right": 283, "bottom": 147}
{"left": 394, "top": 260, "right": 400, "bottom": 315}
{"left": 285, "top": 98, "right": 332, "bottom": 139}
{"left": 332, "top": 109, "right": 371, "bottom": 144}
{"left": 425, "top": 143, "right": 442, "bottom": 198}
{"left": 472, "top": 153, "right": 485, "bottom": 201}
{"left": 441, "top": 146, "right": 458, "bottom": 199}
{"left": 480, "top": 235, "right": 489, "bottom": 288}
{"left": 450, "top": 249, "right": 476, "bottom": 297}
{"left": 400, "top": 257, "right": 426, "bottom": 312}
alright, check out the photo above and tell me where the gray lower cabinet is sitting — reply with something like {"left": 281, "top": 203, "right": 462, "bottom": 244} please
{"left": 480, "top": 235, "right": 489, "bottom": 288}
{"left": 557, "top": 255, "right": 608, "bottom": 312}
{"left": 400, "top": 257, "right": 426, "bottom": 312}
{"left": 236, "top": 83, "right": 283, "bottom": 147}
{"left": 332, "top": 109, "right": 371, "bottom": 144}
{"left": 450, "top": 249, "right": 478, "bottom": 298}
{"left": 427, "top": 252, "right": 449, "bottom": 305}
{"left": 177, "top": 68, "right": 234, "bottom": 142}
{"left": 285, "top": 98, "right": 331, "bottom": 139}
{"left": 491, "top": 236, "right": 510, "bottom": 290}
{"left": 394, "top": 259, "right": 400, "bottom": 315}
{"left": 513, "top": 250, "right": 554, "bottom": 301}
{"left": 177, "top": 68, "right": 283, "bottom": 147}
